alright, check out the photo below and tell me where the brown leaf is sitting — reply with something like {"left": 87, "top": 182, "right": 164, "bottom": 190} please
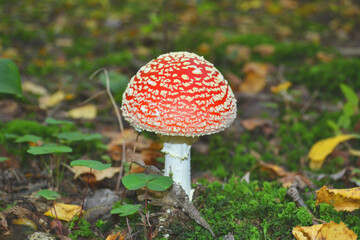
{"left": 107, "top": 129, "right": 162, "bottom": 173}
{"left": 239, "top": 63, "right": 269, "bottom": 94}
{"left": 67, "top": 104, "right": 97, "bottom": 119}
{"left": 253, "top": 44, "right": 275, "bottom": 56}
{"left": 241, "top": 118, "right": 272, "bottom": 131}
{"left": 72, "top": 166, "right": 121, "bottom": 182}
{"left": 293, "top": 221, "right": 357, "bottom": 240}
{"left": 316, "top": 52, "right": 334, "bottom": 63}
{"left": 316, "top": 186, "right": 360, "bottom": 211}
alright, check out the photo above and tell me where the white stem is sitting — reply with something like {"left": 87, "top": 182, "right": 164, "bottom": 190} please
{"left": 162, "top": 141, "right": 192, "bottom": 198}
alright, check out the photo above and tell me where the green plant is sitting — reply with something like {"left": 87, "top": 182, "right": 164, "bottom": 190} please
{"left": 0, "top": 58, "right": 23, "bottom": 97}
{"left": 327, "top": 83, "right": 359, "bottom": 133}
{"left": 68, "top": 216, "right": 94, "bottom": 240}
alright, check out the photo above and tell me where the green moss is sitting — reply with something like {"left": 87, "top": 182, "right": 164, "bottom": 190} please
{"left": 68, "top": 217, "right": 94, "bottom": 240}
{"left": 161, "top": 179, "right": 315, "bottom": 239}
{"left": 287, "top": 58, "right": 360, "bottom": 100}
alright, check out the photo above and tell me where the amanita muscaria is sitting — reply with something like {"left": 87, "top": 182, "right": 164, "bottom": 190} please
{"left": 121, "top": 52, "right": 237, "bottom": 199}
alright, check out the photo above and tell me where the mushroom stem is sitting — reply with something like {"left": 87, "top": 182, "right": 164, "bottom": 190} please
{"left": 162, "top": 136, "right": 197, "bottom": 199}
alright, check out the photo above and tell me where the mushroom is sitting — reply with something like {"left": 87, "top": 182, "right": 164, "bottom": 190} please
{"left": 121, "top": 52, "right": 237, "bottom": 199}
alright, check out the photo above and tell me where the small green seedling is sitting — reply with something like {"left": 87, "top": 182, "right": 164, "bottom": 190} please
{"left": 27, "top": 144, "right": 73, "bottom": 189}
{"left": 27, "top": 144, "right": 73, "bottom": 155}
{"left": 111, "top": 204, "right": 142, "bottom": 217}
{"left": 70, "top": 159, "right": 111, "bottom": 171}
{"left": 15, "top": 134, "right": 42, "bottom": 143}
{"left": 122, "top": 173, "right": 173, "bottom": 192}
{"left": 37, "top": 190, "right": 63, "bottom": 235}
{"left": 37, "top": 189, "right": 61, "bottom": 200}
{"left": 70, "top": 159, "right": 112, "bottom": 223}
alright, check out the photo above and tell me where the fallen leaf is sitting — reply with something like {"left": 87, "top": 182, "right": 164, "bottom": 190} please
{"left": 270, "top": 81, "right": 292, "bottom": 93}
{"left": 293, "top": 221, "right": 357, "bottom": 240}
{"left": 253, "top": 44, "right": 275, "bottom": 56}
{"left": 107, "top": 129, "right": 162, "bottom": 173}
{"left": 316, "top": 51, "right": 334, "bottom": 63}
{"left": 239, "top": 62, "right": 269, "bottom": 94}
{"left": 258, "top": 161, "right": 313, "bottom": 188}
{"left": 316, "top": 185, "right": 360, "bottom": 211}
{"left": 308, "top": 135, "right": 357, "bottom": 170}
{"left": 39, "top": 91, "right": 65, "bottom": 109}
{"left": 105, "top": 231, "right": 125, "bottom": 240}
{"left": 241, "top": 118, "right": 272, "bottom": 131}
{"left": 22, "top": 81, "right": 49, "bottom": 96}
{"left": 67, "top": 104, "right": 97, "bottom": 119}
{"left": 225, "top": 71, "right": 242, "bottom": 90}
{"left": 72, "top": 166, "right": 121, "bottom": 182}
{"left": 44, "top": 203, "right": 82, "bottom": 221}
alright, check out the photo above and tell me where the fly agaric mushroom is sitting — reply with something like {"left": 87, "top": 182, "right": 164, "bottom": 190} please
{"left": 121, "top": 52, "right": 237, "bottom": 199}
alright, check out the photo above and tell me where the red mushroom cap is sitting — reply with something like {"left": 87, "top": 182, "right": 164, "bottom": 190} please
{"left": 121, "top": 52, "right": 237, "bottom": 137}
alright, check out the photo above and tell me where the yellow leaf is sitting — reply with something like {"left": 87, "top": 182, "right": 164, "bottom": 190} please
{"left": 44, "top": 203, "right": 82, "bottom": 221}
{"left": 308, "top": 135, "right": 356, "bottom": 170}
{"left": 349, "top": 148, "right": 360, "bottom": 157}
{"left": 39, "top": 91, "right": 65, "bottom": 109}
{"left": 22, "top": 81, "right": 49, "bottom": 96}
{"left": 293, "top": 221, "right": 357, "bottom": 240}
{"left": 316, "top": 186, "right": 360, "bottom": 211}
{"left": 67, "top": 104, "right": 97, "bottom": 119}
{"left": 270, "top": 81, "right": 292, "bottom": 93}
{"left": 106, "top": 232, "right": 125, "bottom": 240}
{"left": 72, "top": 166, "right": 121, "bottom": 181}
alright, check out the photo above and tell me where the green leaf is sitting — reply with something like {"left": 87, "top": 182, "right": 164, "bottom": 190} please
{"left": 122, "top": 173, "right": 149, "bottom": 190}
{"left": 0, "top": 59, "right": 23, "bottom": 97}
{"left": 45, "top": 118, "right": 74, "bottom": 125}
{"left": 111, "top": 204, "right": 141, "bottom": 217}
{"left": 340, "top": 83, "right": 359, "bottom": 108}
{"left": 27, "top": 145, "right": 73, "bottom": 155}
{"left": 58, "top": 132, "right": 84, "bottom": 141}
{"left": 58, "top": 132, "right": 102, "bottom": 142}
{"left": 70, "top": 159, "right": 111, "bottom": 171}
{"left": 14, "top": 134, "right": 42, "bottom": 143}
{"left": 37, "top": 189, "right": 61, "bottom": 200}
{"left": 0, "top": 157, "right": 9, "bottom": 162}
{"left": 147, "top": 176, "right": 173, "bottom": 191}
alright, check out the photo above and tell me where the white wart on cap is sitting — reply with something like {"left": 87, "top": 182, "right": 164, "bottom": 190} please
{"left": 121, "top": 51, "right": 237, "bottom": 137}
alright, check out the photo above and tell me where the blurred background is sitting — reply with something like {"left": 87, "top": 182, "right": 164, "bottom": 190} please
{"left": 1, "top": 0, "right": 360, "bottom": 102}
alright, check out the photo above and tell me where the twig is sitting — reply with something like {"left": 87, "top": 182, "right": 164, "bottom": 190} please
{"left": 126, "top": 217, "right": 133, "bottom": 240}
{"left": 78, "top": 90, "right": 106, "bottom": 106}
{"left": 89, "top": 68, "right": 126, "bottom": 191}
{"left": 287, "top": 185, "right": 318, "bottom": 225}
{"left": 300, "top": 90, "right": 319, "bottom": 115}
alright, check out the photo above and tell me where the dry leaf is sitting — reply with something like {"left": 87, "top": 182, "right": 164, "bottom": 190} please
{"left": 105, "top": 232, "right": 125, "bottom": 240}
{"left": 316, "top": 186, "right": 360, "bottom": 211}
{"left": 107, "top": 129, "right": 162, "bottom": 173}
{"left": 308, "top": 135, "right": 357, "bottom": 170}
{"left": 72, "top": 166, "right": 121, "bottom": 182}
{"left": 239, "top": 63, "right": 269, "bottom": 94}
{"left": 253, "top": 44, "right": 275, "bottom": 56}
{"left": 258, "top": 161, "right": 313, "bottom": 188}
{"left": 241, "top": 118, "right": 272, "bottom": 131}
{"left": 44, "top": 203, "right": 82, "bottom": 221}
{"left": 316, "top": 52, "right": 334, "bottom": 63}
{"left": 67, "top": 104, "right": 97, "bottom": 119}
{"left": 39, "top": 91, "right": 65, "bottom": 109}
{"left": 270, "top": 81, "right": 292, "bottom": 93}
{"left": 22, "top": 81, "right": 49, "bottom": 96}
{"left": 293, "top": 221, "right": 357, "bottom": 240}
